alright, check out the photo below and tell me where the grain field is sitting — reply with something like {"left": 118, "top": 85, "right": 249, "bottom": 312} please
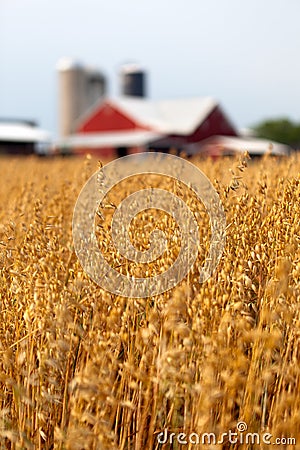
{"left": 0, "top": 153, "right": 300, "bottom": 449}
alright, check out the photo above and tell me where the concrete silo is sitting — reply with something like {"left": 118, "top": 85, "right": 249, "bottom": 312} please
{"left": 57, "top": 58, "right": 106, "bottom": 137}
{"left": 120, "top": 64, "right": 146, "bottom": 97}
{"left": 85, "top": 67, "right": 106, "bottom": 112}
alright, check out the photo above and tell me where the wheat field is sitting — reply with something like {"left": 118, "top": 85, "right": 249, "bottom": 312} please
{"left": 0, "top": 153, "right": 300, "bottom": 449}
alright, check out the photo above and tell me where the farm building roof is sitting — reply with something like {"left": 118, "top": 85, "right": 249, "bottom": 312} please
{"left": 187, "top": 135, "right": 291, "bottom": 156}
{"left": 114, "top": 96, "right": 217, "bottom": 134}
{"left": 57, "top": 130, "right": 163, "bottom": 149}
{"left": 77, "top": 96, "right": 219, "bottom": 135}
{"left": 0, "top": 122, "right": 51, "bottom": 143}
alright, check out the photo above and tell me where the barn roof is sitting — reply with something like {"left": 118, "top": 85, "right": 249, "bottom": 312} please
{"left": 187, "top": 135, "right": 291, "bottom": 156}
{"left": 0, "top": 122, "right": 51, "bottom": 143}
{"left": 78, "top": 96, "right": 218, "bottom": 135}
{"left": 57, "top": 130, "right": 164, "bottom": 149}
{"left": 214, "top": 136, "right": 290, "bottom": 156}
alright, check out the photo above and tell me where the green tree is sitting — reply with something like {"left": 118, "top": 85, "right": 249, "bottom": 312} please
{"left": 253, "top": 118, "right": 300, "bottom": 148}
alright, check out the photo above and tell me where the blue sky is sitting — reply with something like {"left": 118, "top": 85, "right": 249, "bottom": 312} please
{"left": 1, "top": 0, "right": 299, "bottom": 136}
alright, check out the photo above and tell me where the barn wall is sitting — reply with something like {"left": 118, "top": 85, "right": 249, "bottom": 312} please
{"left": 0, "top": 141, "right": 35, "bottom": 155}
{"left": 74, "top": 146, "right": 116, "bottom": 158}
{"left": 77, "top": 102, "right": 148, "bottom": 133}
{"left": 170, "top": 106, "right": 237, "bottom": 143}
{"left": 72, "top": 146, "right": 146, "bottom": 158}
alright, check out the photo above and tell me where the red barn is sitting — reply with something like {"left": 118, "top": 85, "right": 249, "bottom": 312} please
{"left": 58, "top": 96, "right": 237, "bottom": 157}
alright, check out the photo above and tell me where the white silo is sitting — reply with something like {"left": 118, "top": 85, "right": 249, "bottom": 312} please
{"left": 57, "top": 58, "right": 106, "bottom": 137}
{"left": 84, "top": 66, "right": 106, "bottom": 112}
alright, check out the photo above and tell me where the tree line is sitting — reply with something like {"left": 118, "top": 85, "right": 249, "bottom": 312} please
{"left": 253, "top": 118, "right": 300, "bottom": 148}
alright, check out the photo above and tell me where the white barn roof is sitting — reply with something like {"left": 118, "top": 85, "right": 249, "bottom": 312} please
{"left": 57, "top": 130, "right": 163, "bottom": 149}
{"left": 77, "top": 96, "right": 218, "bottom": 136}
{"left": 214, "top": 136, "right": 290, "bottom": 156}
{"left": 0, "top": 123, "right": 51, "bottom": 143}
{"left": 188, "top": 135, "right": 291, "bottom": 156}
{"left": 110, "top": 96, "right": 217, "bottom": 134}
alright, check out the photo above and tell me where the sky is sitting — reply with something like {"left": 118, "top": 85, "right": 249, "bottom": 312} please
{"left": 1, "top": 0, "right": 300, "bottom": 137}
